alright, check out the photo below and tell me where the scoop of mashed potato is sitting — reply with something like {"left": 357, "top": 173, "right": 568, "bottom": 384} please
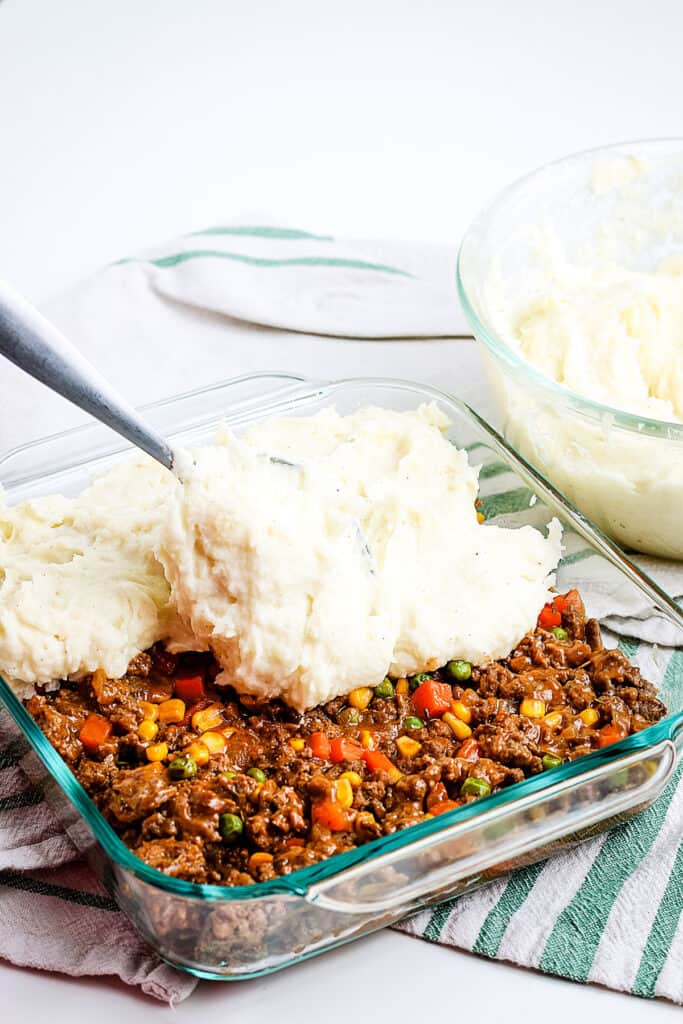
{"left": 502, "top": 256, "right": 683, "bottom": 423}
{"left": 158, "top": 405, "right": 562, "bottom": 710}
{"left": 0, "top": 460, "right": 176, "bottom": 697}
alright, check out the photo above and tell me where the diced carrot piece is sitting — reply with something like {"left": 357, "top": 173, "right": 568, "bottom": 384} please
{"left": 329, "top": 736, "right": 364, "bottom": 763}
{"left": 429, "top": 799, "right": 461, "bottom": 816}
{"left": 79, "top": 713, "right": 112, "bottom": 753}
{"left": 308, "top": 732, "right": 331, "bottom": 759}
{"left": 412, "top": 679, "right": 453, "bottom": 719}
{"left": 597, "top": 723, "right": 627, "bottom": 748}
{"left": 173, "top": 672, "right": 205, "bottom": 703}
{"left": 312, "top": 799, "right": 350, "bottom": 831}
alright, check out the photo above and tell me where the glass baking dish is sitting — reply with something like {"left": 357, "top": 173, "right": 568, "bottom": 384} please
{"left": 1, "top": 373, "right": 682, "bottom": 981}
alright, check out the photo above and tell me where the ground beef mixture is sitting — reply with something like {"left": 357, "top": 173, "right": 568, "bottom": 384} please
{"left": 25, "top": 590, "right": 667, "bottom": 887}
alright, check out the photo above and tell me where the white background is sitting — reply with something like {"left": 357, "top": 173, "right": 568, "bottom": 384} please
{"left": 1, "top": 0, "right": 681, "bottom": 1019}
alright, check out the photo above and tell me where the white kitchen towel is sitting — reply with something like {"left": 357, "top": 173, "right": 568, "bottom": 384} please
{"left": 0, "top": 222, "right": 682, "bottom": 1004}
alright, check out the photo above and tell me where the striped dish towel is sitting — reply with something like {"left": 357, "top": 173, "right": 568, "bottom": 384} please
{"left": 0, "top": 714, "right": 197, "bottom": 1003}
{"left": 1, "top": 221, "right": 682, "bottom": 1003}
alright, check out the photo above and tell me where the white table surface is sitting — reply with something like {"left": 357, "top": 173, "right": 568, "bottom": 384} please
{"left": 1, "top": 0, "right": 681, "bottom": 1018}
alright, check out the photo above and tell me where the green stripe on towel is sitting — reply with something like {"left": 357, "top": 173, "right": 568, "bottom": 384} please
{"left": 0, "top": 790, "right": 43, "bottom": 812}
{"left": 539, "top": 763, "right": 682, "bottom": 982}
{"left": 472, "top": 861, "right": 547, "bottom": 957}
{"left": 480, "top": 487, "right": 535, "bottom": 519}
{"left": 423, "top": 900, "right": 454, "bottom": 942}
{"left": 477, "top": 461, "right": 512, "bottom": 482}
{"left": 0, "top": 869, "right": 119, "bottom": 912}
{"left": 188, "top": 226, "right": 334, "bottom": 241}
{"left": 117, "top": 250, "right": 413, "bottom": 276}
{"left": 632, "top": 835, "right": 683, "bottom": 997}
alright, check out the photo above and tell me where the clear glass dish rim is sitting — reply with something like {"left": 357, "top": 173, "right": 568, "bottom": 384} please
{"left": 1, "top": 370, "right": 682, "bottom": 905}
{"left": 457, "top": 137, "right": 683, "bottom": 440}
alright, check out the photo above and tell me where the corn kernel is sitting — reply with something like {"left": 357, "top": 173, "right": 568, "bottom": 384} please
{"left": 361, "top": 729, "right": 376, "bottom": 749}
{"left": 348, "top": 687, "right": 373, "bottom": 710}
{"left": 520, "top": 698, "right": 546, "bottom": 719}
{"left": 579, "top": 708, "right": 600, "bottom": 726}
{"left": 543, "top": 711, "right": 563, "bottom": 730}
{"left": 442, "top": 711, "right": 472, "bottom": 740}
{"left": 290, "top": 737, "right": 305, "bottom": 751}
{"left": 158, "top": 698, "right": 186, "bottom": 724}
{"left": 396, "top": 735, "right": 422, "bottom": 757}
{"left": 423, "top": 812, "right": 434, "bottom": 820}
{"left": 335, "top": 777, "right": 354, "bottom": 809}
{"left": 339, "top": 770, "right": 362, "bottom": 787}
{"left": 395, "top": 678, "right": 409, "bottom": 697}
{"left": 140, "top": 701, "right": 159, "bottom": 722}
{"left": 138, "top": 720, "right": 159, "bottom": 742}
{"left": 184, "top": 741, "right": 210, "bottom": 766}
{"left": 146, "top": 742, "right": 168, "bottom": 762}
{"left": 477, "top": 511, "right": 485, "bottom": 524}
{"left": 200, "top": 730, "right": 227, "bottom": 755}
{"left": 248, "top": 852, "right": 274, "bottom": 872}
{"left": 451, "top": 700, "right": 472, "bottom": 724}
{"left": 192, "top": 704, "right": 224, "bottom": 733}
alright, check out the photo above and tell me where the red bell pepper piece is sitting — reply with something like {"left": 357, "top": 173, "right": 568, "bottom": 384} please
{"left": 597, "top": 723, "right": 627, "bottom": 748}
{"left": 308, "top": 731, "right": 331, "bottom": 759}
{"left": 363, "top": 749, "right": 402, "bottom": 781}
{"left": 311, "top": 799, "right": 350, "bottom": 831}
{"left": 538, "top": 602, "right": 562, "bottom": 630}
{"left": 173, "top": 672, "right": 205, "bottom": 704}
{"left": 329, "top": 736, "right": 364, "bottom": 763}
{"left": 79, "top": 713, "right": 113, "bottom": 753}
{"left": 412, "top": 679, "right": 453, "bottom": 719}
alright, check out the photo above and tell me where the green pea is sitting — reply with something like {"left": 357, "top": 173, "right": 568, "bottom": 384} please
{"left": 374, "top": 678, "right": 394, "bottom": 699}
{"left": 404, "top": 715, "right": 425, "bottom": 730}
{"left": 460, "top": 776, "right": 491, "bottom": 799}
{"left": 168, "top": 753, "right": 197, "bottom": 780}
{"left": 218, "top": 812, "right": 244, "bottom": 843}
{"left": 446, "top": 660, "right": 472, "bottom": 682}
{"left": 550, "top": 627, "right": 568, "bottom": 641}
{"left": 541, "top": 753, "right": 563, "bottom": 771}
{"left": 338, "top": 706, "right": 361, "bottom": 726}
{"left": 408, "top": 673, "right": 431, "bottom": 692}
{"left": 247, "top": 767, "right": 266, "bottom": 784}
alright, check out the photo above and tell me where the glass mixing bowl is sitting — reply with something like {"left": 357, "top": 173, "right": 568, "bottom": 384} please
{"left": 458, "top": 139, "right": 683, "bottom": 559}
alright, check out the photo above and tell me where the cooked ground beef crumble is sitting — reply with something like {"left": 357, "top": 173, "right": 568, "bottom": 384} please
{"left": 25, "top": 589, "right": 667, "bottom": 886}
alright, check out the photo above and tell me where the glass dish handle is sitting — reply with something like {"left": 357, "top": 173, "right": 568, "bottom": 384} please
{"left": 305, "top": 740, "right": 676, "bottom": 915}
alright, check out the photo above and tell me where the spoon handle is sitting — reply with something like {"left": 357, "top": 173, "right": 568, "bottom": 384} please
{"left": 0, "top": 280, "right": 175, "bottom": 471}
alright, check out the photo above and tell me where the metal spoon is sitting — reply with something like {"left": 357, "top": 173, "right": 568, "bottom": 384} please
{"left": 0, "top": 280, "right": 176, "bottom": 473}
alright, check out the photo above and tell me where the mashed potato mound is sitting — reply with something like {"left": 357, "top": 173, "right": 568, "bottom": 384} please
{"left": 0, "top": 460, "right": 176, "bottom": 697}
{"left": 0, "top": 405, "right": 561, "bottom": 708}
{"left": 158, "top": 405, "right": 562, "bottom": 710}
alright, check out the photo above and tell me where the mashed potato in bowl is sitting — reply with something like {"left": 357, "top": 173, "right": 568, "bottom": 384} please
{"left": 0, "top": 404, "right": 562, "bottom": 708}
{"left": 458, "top": 141, "right": 683, "bottom": 559}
